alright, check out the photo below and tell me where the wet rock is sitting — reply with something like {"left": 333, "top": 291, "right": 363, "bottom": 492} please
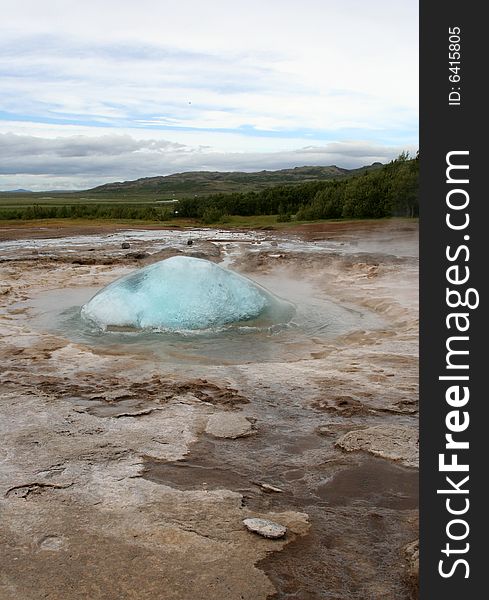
{"left": 316, "top": 425, "right": 336, "bottom": 436}
{"left": 312, "top": 395, "right": 369, "bottom": 416}
{"left": 243, "top": 518, "right": 286, "bottom": 539}
{"left": 38, "top": 377, "right": 249, "bottom": 412}
{"left": 187, "top": 240, "right": 221, "bottom": 259}
{"left": 141, "top": 249, "right": 182, "bottom": 265}
{"left": 39, "top": 535, "right": 65, "bottom": 551}
{"left": 255, "top": 483, "right": 283, "bottom": 493}
{"left": 315, "top": 423, "right": 366, "bottom": 437}
{"left": 125, "top": 251, "right": 149, "bottom": 260}
{"left": 121, "top": 242, "right": 130, "bottom": 249}
{"left": 404, "top": 539, "right": 419, "bottom": 574}
{"left": 336, "top": 425, "right": 419, "bottom": 467}
{"left": 71, "top": 257, "right": 96, "bottom": 265}
{"left": 404, "top": 539, "right": 419, "bottom": 591}
{"left": 205, "top": 413, "right": 254, "bottom": 439}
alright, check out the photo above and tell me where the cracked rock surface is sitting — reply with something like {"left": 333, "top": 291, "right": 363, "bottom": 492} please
{"left": 336, "top": 425, "right": 419, "bottom": 467}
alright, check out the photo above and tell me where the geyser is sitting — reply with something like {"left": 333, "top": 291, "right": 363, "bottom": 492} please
{"left": 81, "top": 256, "right": 294, "bottom": 331}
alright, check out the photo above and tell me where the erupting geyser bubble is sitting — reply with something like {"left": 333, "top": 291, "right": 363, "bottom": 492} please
{"left": 81, "top": 256, "right": 294, "bottom": 332}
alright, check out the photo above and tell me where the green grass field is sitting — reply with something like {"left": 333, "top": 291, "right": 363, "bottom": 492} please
{"left": 0, "top": 191, "right": 169, "bottom": 207}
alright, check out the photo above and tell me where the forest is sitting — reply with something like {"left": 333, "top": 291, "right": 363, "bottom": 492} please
{"left": 178, "top": 153, "right": 419, "bottom": 223}
{"left": 0, "top": 154, "right": 418, "bottom": 223}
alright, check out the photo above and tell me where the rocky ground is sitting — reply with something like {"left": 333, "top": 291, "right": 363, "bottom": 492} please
{"left": 0, "top": 220, "right": 419, "bottom": 599}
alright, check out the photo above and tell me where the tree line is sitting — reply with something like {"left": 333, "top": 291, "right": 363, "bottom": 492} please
{"left": 177, "top": 153, "right": 419, "bottom": 223}
{"left": 0, "top": 154, "right": 418, "bottom": 223}
{"left": 0, "top": 203, "right": 175, "bottom": 221}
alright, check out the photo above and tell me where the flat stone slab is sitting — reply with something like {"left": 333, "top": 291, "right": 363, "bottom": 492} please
{"left": 243, "top": 518, "right": 287, "bottom": 539}
{"left": 256, "top": 483, "right": 283, "bottom": 493}
{"left": 336, "top": 425, "right": 419, "bottom": 467}
{"left": 205, "top": 413, "right": 254, "bottom": 439}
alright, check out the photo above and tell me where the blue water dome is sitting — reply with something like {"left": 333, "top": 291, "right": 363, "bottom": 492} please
{"left": 81, "top": 256, "right": 294, "bottom": 332}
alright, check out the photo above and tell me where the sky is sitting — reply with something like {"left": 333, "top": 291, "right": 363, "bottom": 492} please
{"left": 0, "top": 0, "right": 418, "bottom": 190}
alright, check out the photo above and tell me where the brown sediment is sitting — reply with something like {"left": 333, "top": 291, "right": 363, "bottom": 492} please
{"left": 286, "top": 217, "right": 418, "bottom": 237}
{"left": 260, "top": 505, "right": 418, "bottom": 600}
{"left": 142, "top": 437, "right": 418, "bottom": 599}
{"left": 0, "top": 222, "right": 189, "bottom": 241}
{"left": 33, "top": 376, "right": 249, "bottom": 411}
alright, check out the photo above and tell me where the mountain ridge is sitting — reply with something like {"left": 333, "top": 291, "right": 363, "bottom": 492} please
{"left": 88, "top": 163, "right": 383, "bottom": 197}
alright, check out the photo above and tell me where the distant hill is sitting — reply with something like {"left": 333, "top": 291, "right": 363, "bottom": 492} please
{"left": 89, "top": 164, "right": 383, "bottom": 198}
{"left": 0, "top": 163, "right": 386, "bottom": 209}
{"left": 0, "top": 157, "right": 418, "bottom": 220}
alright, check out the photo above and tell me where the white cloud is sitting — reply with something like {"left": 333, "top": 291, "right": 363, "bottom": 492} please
{"left": 0, "top": 34, "right": 416, "bottom": 134}
{"left": 0, "top": 132, "right": 416, "bottom": 190}
{"left": 0, "top": 0, "right": 418, "bottom": 188}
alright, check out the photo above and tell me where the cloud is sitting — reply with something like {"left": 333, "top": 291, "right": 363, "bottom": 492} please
{"left": 0, "top": 32, "right": 416, "bottom": 137}
{"left": 0, "top": 133, "right": 415, "bottom": 190}
{"left": 0, "top": 0, "right": 418, "bottom": 188}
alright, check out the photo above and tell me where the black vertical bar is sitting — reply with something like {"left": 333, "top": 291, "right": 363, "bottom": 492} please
{"left": 420, "top": 1, "right": 486, "bottom": 597}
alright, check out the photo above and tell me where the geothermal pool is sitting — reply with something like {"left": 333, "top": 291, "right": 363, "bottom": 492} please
{"left": 20, "top": 264, "right": 385, "bottom": 365}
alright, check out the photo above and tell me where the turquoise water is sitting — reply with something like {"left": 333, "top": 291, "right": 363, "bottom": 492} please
{"left": 23, "top": 273, "right": 385, "bottom": 365}
{"left": 81, "top": 257, "right": 295, "bottom": 332}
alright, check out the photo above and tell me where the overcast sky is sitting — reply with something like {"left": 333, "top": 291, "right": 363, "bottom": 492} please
{"left": 0, "top": 0, "right": 418, "bottom": 190}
